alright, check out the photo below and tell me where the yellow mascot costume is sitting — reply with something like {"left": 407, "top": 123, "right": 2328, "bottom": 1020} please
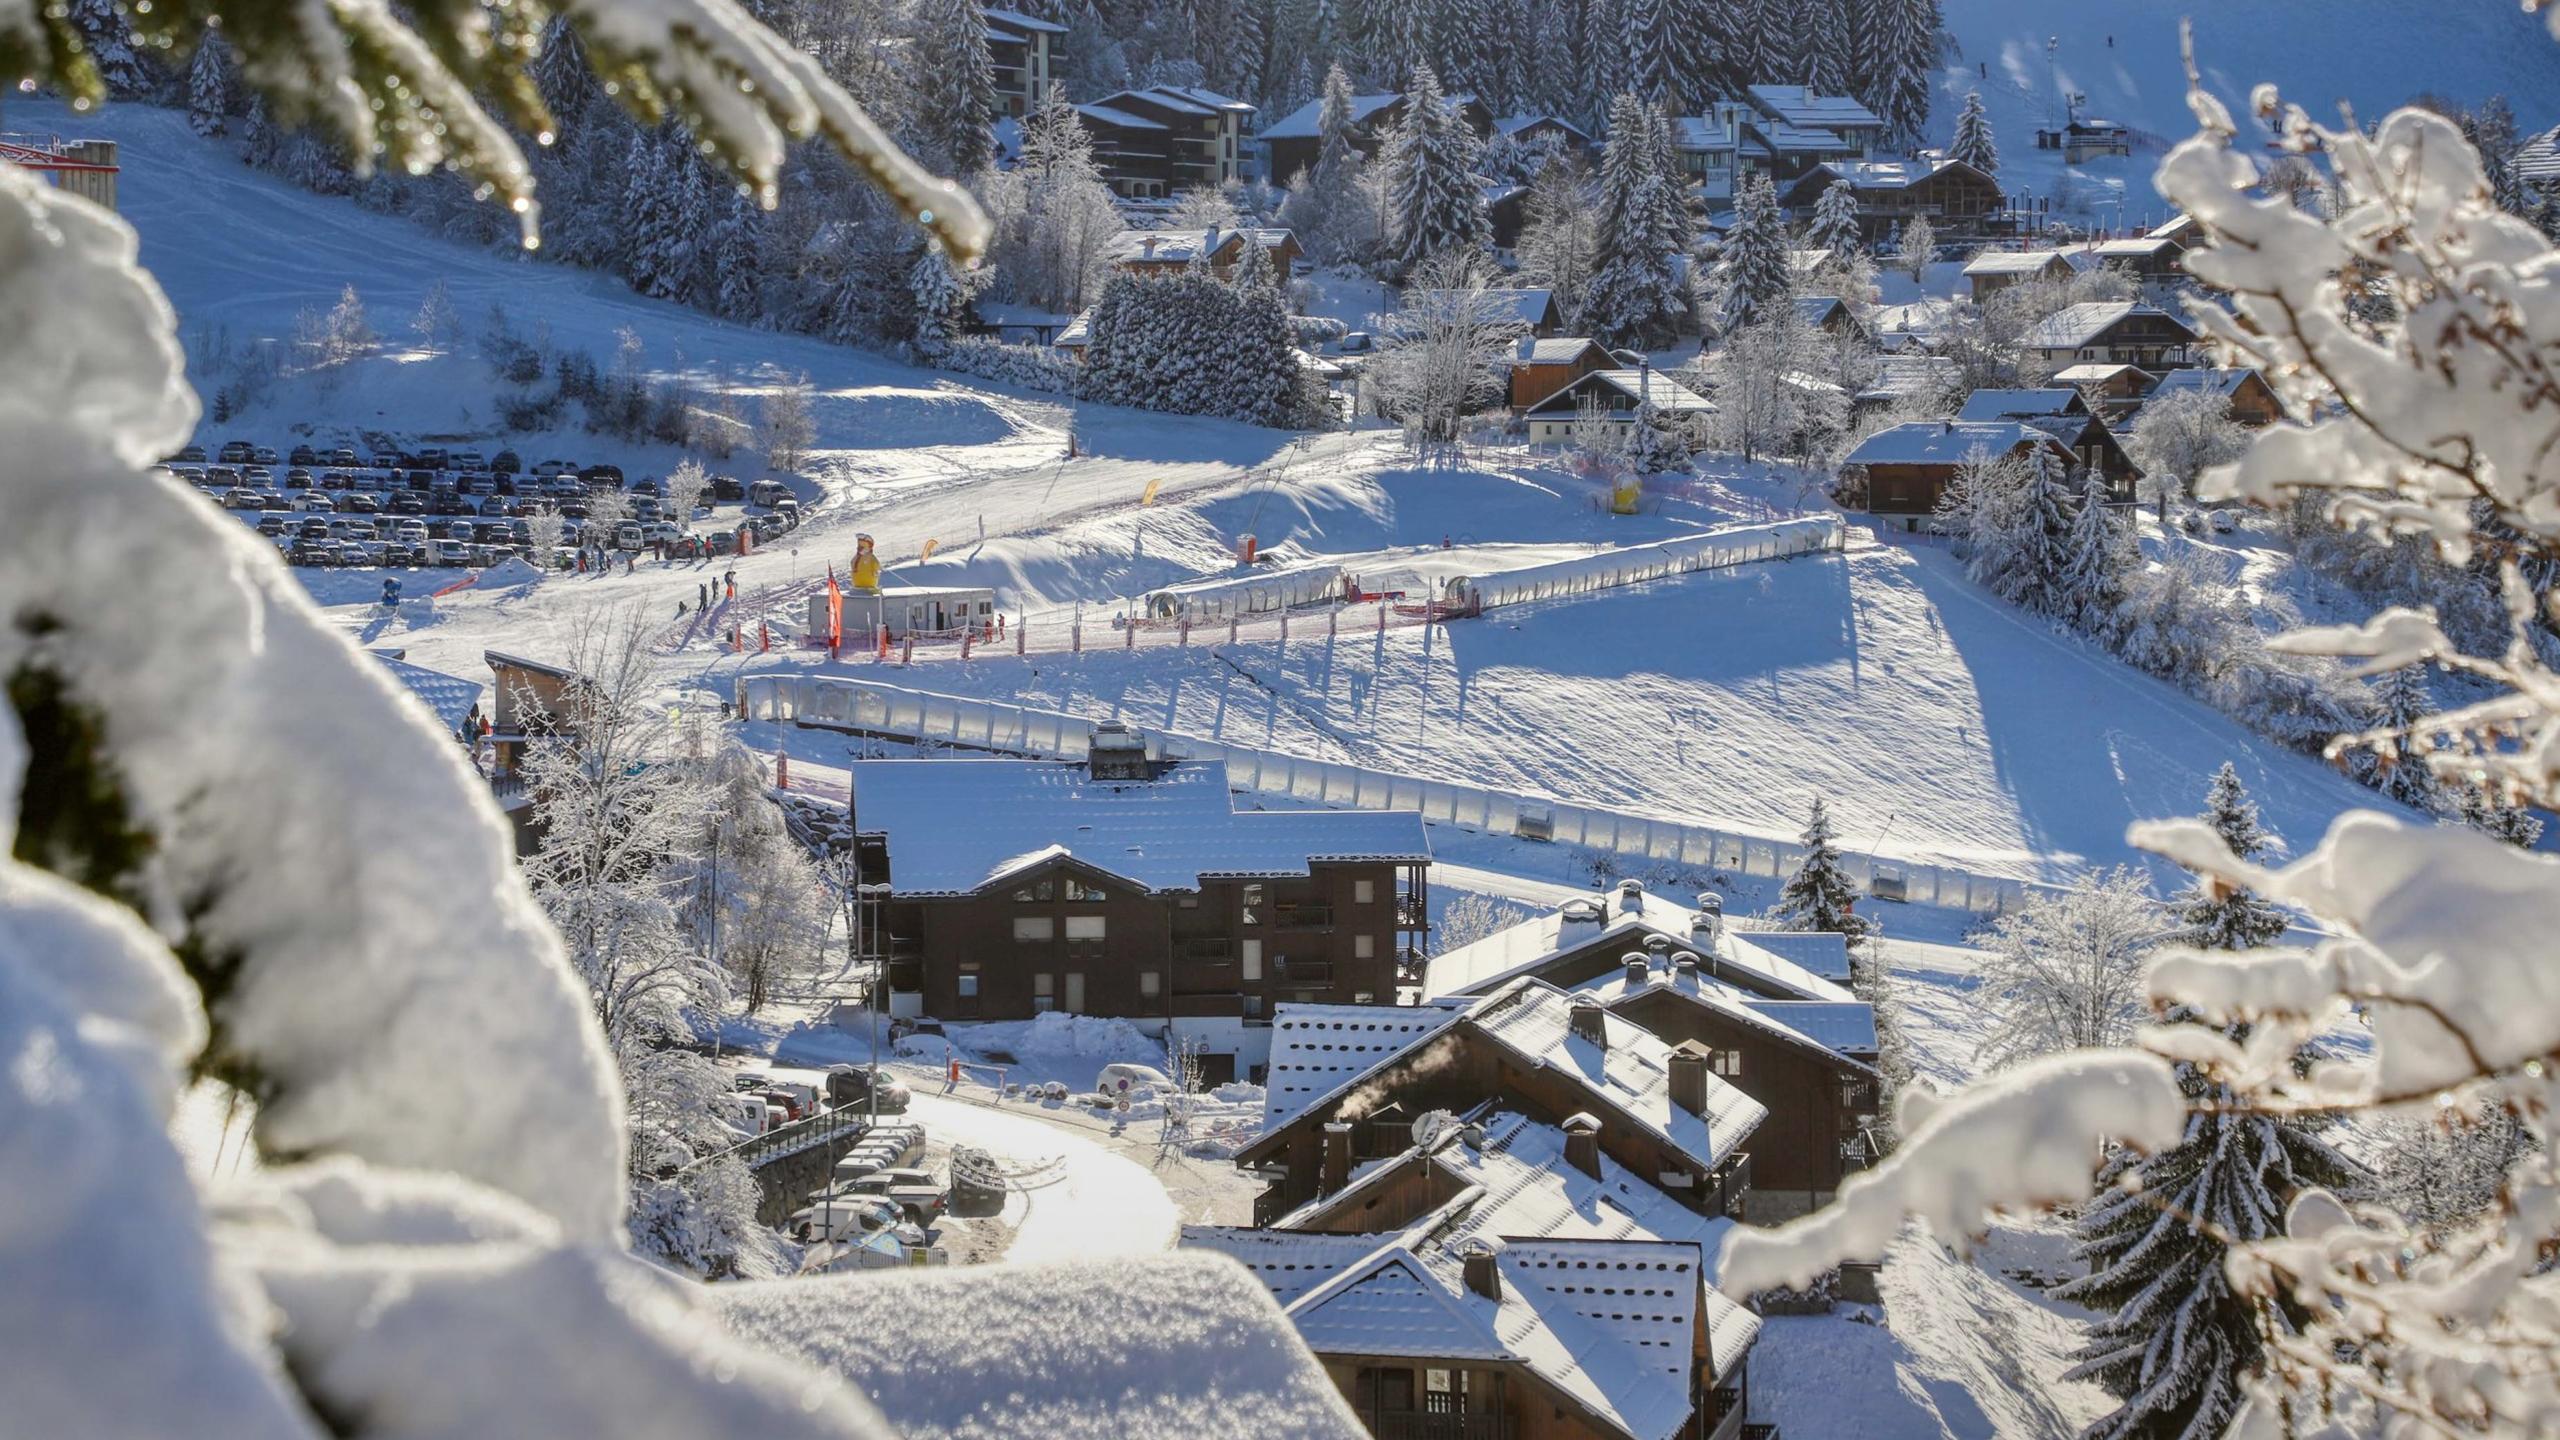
{"left": 851, "top": 533, "right": 881, "bottom": 592}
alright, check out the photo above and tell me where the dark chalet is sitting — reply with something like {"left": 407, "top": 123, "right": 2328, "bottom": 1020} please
{"left": 847, "top": 730, "right": 1430, "bottom": 1084}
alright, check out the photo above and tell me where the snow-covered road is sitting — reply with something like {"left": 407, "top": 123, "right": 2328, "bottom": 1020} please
{"left": 903, "top": 1091, "right": 1179, "bottom": 1263}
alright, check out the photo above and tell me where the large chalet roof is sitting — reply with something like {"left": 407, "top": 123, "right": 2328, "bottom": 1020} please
{"left": 1957, "top": 387, "right": 2090, "bottom": 421}
{"left": 1405, "top": 286, "right": 1556, "bottom": 330}
{"left": 2020, "top": 300, "right": 2198, "bottom": 350}
{"left": 1142, "top": 84, "right": 1255, "bottom": 114}
{"left": 1495, "top": 113, "right": 1592, "bottom": 143}
{"left": 2150, "top": 366, "right": 2267, "bottom": 401}
{"left": 2090, "top": 234, "right": 2181, "bottom": 260}
{"left": 717, "top": 1253, "right": 1366, "bottom": 1440}
{"left": 1466, "top": 983, "right": 1766, "bottom": 1173}
{"left": 1799, "top": 157, "right": 1993, "bottom": 194}
{"left": 1746, "top": 84, "right": 1884, "bottom": 132}
{"left": 1670, "top": 114, "right": 1738, "bottom": 151}
{"left": 1262, "top": 999, "right": 1474, "bottom": 1130}
{"left": 1260, "top": 91, "right": 1405, "bottom": 139}
{"left": 980, "top": 6, "right": 1068, "bottom": 35}
{"left": 1106, "top": 226, "right": 1297, "bottom": 264}
{"left": 1570, "top": 964, "right": 1879, "bottom": 1069}
{"left": 1843, "top": 419, "right": 2073, "bottom": 468}
{"left": 1513, "top": 336, "right": 1607, "bottom": 365}
{"left": 2051, "top": 361, "right": 2153, "bottom": 386}
{"left": 1423, "top": 887, "right": 1853, "bottom": 1002}
{"left": 1521, "top": 368, "right": 1713, "bottom": 417}
{"left": 1961, "top": 247, "right": 2072, "bottom": 277}
{"left": 1855, "top": 354, "right": 1961, "bottom": 405}
{"left": 848, "top": 758, "right": 1429, "bottom": 897}
{"left": 372, "top": 651, "right": 482, "bottom": 733}
{"left": 2517, "top": 123, "right": 2560, "bottom": 184}
{"left": 1074, "top": 102, "right": 1167, "bottom": 131}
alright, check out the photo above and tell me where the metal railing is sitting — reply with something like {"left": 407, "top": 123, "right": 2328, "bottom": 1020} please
{"left": 1370, "top": 1411, "right": 1509, "bottom": 1440}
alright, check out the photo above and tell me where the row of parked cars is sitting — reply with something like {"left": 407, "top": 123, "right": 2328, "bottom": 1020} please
{"left": 157, "top": 436, "right": 807, "bottom": 569}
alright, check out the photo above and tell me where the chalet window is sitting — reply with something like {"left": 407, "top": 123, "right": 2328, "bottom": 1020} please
{"left": 1355, "top": 991, "right": 1376, "bottom": 1004}
{"left": 1240, "top": 939, "right": 1263, "bottom": 982}
{"left": 1353, "top": 879, "right": 1376, "bottom": 905}
{"left": 1033, "top": 973, "right": 1055, "bottom": 1011}
{"left": 1013, "top": 917, "right": 1055, "bottom": 942}
{"left": 1240, "top": 883, "right": 1265, "bottom": 925}
{"left": 1242, "top": 995, "right": 1264, "bottom": 1018}
{"left": 1064, "top": 915, "right": 1107, "bottom": 942}
{"left": 1177, "top": 895, "right": 1199, "bottom": 909}
{"left": 1065, "top": 877, "right": 1104, "bottom": 902}
{"left": 1139, "top": 971, "right": 1162, "bottom": 998}
{"left": 956, "top": 972, "right": 981, "bottom": 998}
{"left": 1012, "top": 879, "right": 1055, "bottom": 903}
{"left": 1353, "top": 934, "right": 1376, "bottom": 960}
{"left": 1712, "top": 1049, "right": 1744, "bottom": 1077}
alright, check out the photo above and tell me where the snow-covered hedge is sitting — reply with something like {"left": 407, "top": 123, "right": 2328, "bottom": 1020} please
{"left": 917, "top": 335, "right": 1076, "bottom": 395}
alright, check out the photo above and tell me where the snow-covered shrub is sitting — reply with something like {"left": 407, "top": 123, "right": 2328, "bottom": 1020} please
{"left": 928, "top": 334, "right": 1078, "bottom": 395}
{"left": 1433, "top": 892, "right": 1533, "bottom": 955}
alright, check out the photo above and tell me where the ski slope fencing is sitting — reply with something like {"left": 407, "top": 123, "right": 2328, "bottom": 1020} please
{"left": 736, "top": 672, "right": 2032, "bottom": 914}
{"left": 1140, "top": 563, "right": 1348, "bottom": 623}
{"left": 1441, "top": 516, "right": 1843, "bottom": 613}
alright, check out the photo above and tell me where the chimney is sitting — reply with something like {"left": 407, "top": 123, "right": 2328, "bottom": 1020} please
{"left": 1562, "top": 1112, "right": 1603, "bottom": 1179}
{"left": 1623, "top": 954, "right": 1651, "bottom": 989}
{"left": 1643, "top": 934, "right": 1673, "bottom": 963}
{"left": 1692, "top": 893, "right": 1724, "bottom": 951}
{"left": 1461, "top": 1240, "right": 1503, "bottom": 1301}
{"left": 1668, "top": 1040, "right": 1712, "bottom": 1118}
{"left": 1616, "top": 878, "right": 1645, "bottom": 915}
{"left": 1140, "top": 234, "right": 1159, "bottom": 258}
{"left": 1672, "top": 952, "right": 1701, "bottom": 985}
{"left": 1568, "top": 998, "right": 1608, "bottom": 1050}
{"left": 1320, "top": 1122, "right": 1352, "bottom": 1194}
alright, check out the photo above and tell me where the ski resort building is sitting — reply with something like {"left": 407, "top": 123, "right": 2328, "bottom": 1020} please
{"left": 1188, "top": 1108, "right": 1775, "bottom": 1440}
{"left": 845, "top": 739, "right": 1431, "bottom": 1083}
{"left": 1142, "top": 563, "right": 1348, "bottom": 622}
{"left": 1777, "top": 158, "right": 2006, "bottom": 244}
{"left": 809, "top": 583, "right": 999, "bottom": 642}
{"left": 1107, "top": 224, "right": 1303, "bottom": 278}
{"left": 1420, "top": 884, "right": 1882, "bottom": 1220}
{"left": 2050, "top": 362, "right": 2156, "bottom": 421}
{"left": 1075, "top": 86, "right": 1257, "bottom": 198}
{"left": 1, "top": 131, "right": 118, "bottom": 209}
{"left": 1955, "top": 388, "right": 2140, "bottom": 496}
{"left": 1259, "top": 89, "right": 1495, "bottom": 188}
{"left": 1839, "top": 419, "right": 2077, "bottom": 521}
{"left": 981, "top": 7, "right": 1068, "bottom": 117}
{"left": 2018, "top": 301, "right": 2201, "bottom": 372}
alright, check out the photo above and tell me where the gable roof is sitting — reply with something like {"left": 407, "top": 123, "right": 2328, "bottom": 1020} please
{"left": 1745, "top": 84, "right": 1884, "bottom": 132}
{"left": 1855, "top": 354, "right": 1960, "bottom": 404}
{"left": 2051, "top": 361, "right": 2153, "bottom": 385}
{"left": 2019, "top": 301, "right": 2198, "bottom": 350}
{"left": 1107, "top": 226, "right": 1296, "bottom": 265}
{"left": 1408, "top": 287, "right": 1555, "bottom": 329}
{"left": 1842, "top": 419, "right": 2074, "bottom": 468}
{"left": 1496, "top": 113, "right": 1591, "bottom": 143}
{"left": 1670, "top": 114, "right": 1737, "bottom": 151}
{"left": 1522, "top": 368, "right": 1713, "bottom": 416}
{"left": 1464, "top": 982, "right": 1766, "bottom": 1174}
{"left": 2516, "top": 123, "right": 2560, "bottom": 183}
{"left": 1513, "top": 336, "right": 1608, "bottom": 365}
{"left": 1260, "top": 91, "right": 1409, "bottom": 140}
{"left": 1262, "top": 999, "right": 1473, "bottom": 1130}
{"left": 1286, "top": 1246, "right": 1516, "bottom": 1361}
{"left": 373, "top": 651, "right": 483, "bottom": 732}
{"left": 1957, "top": 387, "right": 2090, "bottom": 421}
{"left": 2150, "top": 366, "right": 2267, "bottom": 400}
{"left": 1567, "top": 959, "right": 1879, "bottom": 1069}
{"left": 980, "top": 6, "right": 1068, "bottom": 34}
{"left": 849, "top": 758, "right": 1430, "bottom": 897}
{"left": 2090, "top": 235, "right": 2180, "bottom": 259}
{"left": 1074, "top": 102, "right": 1167, "bottom": 131}
{"left": 1794, "top": 295, "right": 1853, "bottom": 328}
{"left": 716, "top": 1254, "right": 1367, "bottom": 1440}
{"left": 1798, "top": 157, "right": 1995, "bottom": 195}
{"left": 1423, "top": 888, "right": 1853, "bottom": 1003}
{"left": 1961, "top": 248, "right": 2072, "bottom": 277}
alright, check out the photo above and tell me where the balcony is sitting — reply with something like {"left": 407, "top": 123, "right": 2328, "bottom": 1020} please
{"left": 1704, "top": 1387, "right": 1745, "bottom": 1440}
{"left": 1181, "top": 938, "right": 1236, "bottom": 963}
{"left": 1395, "top": 895, "right": 1428, "bottom": 928}
{"left": 1169, "top": 992, "right": 1245, "bottom": 1018}
{"left": 1273, "top": 904, "right": 1334, "bottom": 931}
{"left": 1275, "top": 957, "right": 1334, "bottom": 986}
{"left": 1370, "top": 1412, "right": 1509, "bottom": 1440}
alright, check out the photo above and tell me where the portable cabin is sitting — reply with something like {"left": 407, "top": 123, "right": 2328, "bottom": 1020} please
{"left": 816, "top": 584, "right": 1000, "bottom": 641}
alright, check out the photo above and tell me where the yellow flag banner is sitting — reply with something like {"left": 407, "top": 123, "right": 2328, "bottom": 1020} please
{"left": 921, "top": 538, "right": 940, "bottom": 562}
{"left": 1141, "top": 477, "right": 1163, "bottom": 507}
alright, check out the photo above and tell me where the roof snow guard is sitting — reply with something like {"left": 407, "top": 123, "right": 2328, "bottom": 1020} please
{"left": 849, "top": 758, "right": 1429, "bottom": 898}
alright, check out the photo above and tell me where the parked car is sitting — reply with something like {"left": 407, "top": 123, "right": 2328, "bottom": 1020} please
{"left": 289, "top": 445, "right": 319, "bottom": 467}
{"left": 344, "top": 492, "right": 381, "bottom": 515}
{"left": 218, "top": 440, "right": 255, "bottom": 464}
{"left": 221, "top": 489, "right": 265, "bottom": 511}
{"left": 392, "top": 520, "right": 429, "bottom": 544}
{"left": 289, "top": 494, "right": 336, "bottom": 513}
{"left": 173, "top": 444, "right": 207, "bottom": 463}
{"left": 788, "top": 1195, "right": 911, "bottom": 1246}
{"left": 388, "top": 492, "right": 427, "bottom": 515}
{"left": 328, "top": 447, "right": 361, "bottom": 467}
{"left": 289, "top": 538, "right": 338, "bottom": 565}
{"left": 824, "top": 1066, "right": 911, "bottom": 1115}
{"left": 581, "top": 463, "right": 624, "bottom": 487}
{"left": 255, "top": 513, "right": 292, "bottom": 537}
{"left": 428, "top": 538, "right": 472, "bottom": 565}
{"left": 837, "top": 1167, "right": 948, "bottom": 1226}
{"left": 710, "top": 474, "right": 745, "bottom": 502}
{"left": 1096, "top": 1063, "right": 1174, "bottom": 1100}
{"left": 533, "top": 458, "right": 576, "bottom": 477}
{"left": 612, "top": 522, "right": 645, "bottom": 549}
{"left": 490, "top": 450, "right": 522, "bottom": 474}
{"left": 413, "top": 447, "right": 450, "bottom": 469}
{"left": 283, "top": 468, "right": 314, "bottom": 490}
{"left": 250, "top": 446, "right": 280, "bottom": 467}
{"left": 747, "top": 479, "right": 790, "bottom": 507}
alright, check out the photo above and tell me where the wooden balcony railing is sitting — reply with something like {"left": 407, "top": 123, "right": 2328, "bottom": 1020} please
{"left": 1274, "top": 904, "right": 1334, "bottom": 931}
{"left": 1369, "top": 1410, "right": 1509, "bottom": 1440}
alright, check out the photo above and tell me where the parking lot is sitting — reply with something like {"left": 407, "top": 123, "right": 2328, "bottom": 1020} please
{"left": 157, "top": 436, "right": 807, "bottom": 571}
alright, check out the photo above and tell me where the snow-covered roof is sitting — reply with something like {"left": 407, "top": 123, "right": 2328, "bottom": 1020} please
{"left": 1513, "top": 336, "right": 1605, "bottom": 364}
{"left": 850, "top": 758, "right": 1430, "bottom": 897}
{"left": 2148, "top": 213, "right": 2200, "bottom": 242}
{"left": 1423, "top": 888, "right": 1853, "bottom": 1004}
{"left": 1961, "top": 248, "right": 2072, "bottom": 276}
{"left": 1842, "top": 419, "right": 2071, "bottom": 468}
{"left": 981, "top": 6, "right": 1068, "bottom": 34}
{"left": 1567, "top": 959, "right": 1879, "bottom": 1068}
{"left": 1957, "top": 387, "right": 2087, "bottom": 421}
{"left": 1466, "top": 982, "right": 1766, "bottom": 1174}
{"left": 716, "top": 1254, "right": 1367, "bottom": 1440}
{"left": 1262, "top": 999, "right": 1471, "bottom": 1129}
{"left": 1794, "top": 295, "right": 1852, "bottom": 327}
{"left": 2051, "top": 361, "right": 2152, "bottom": 385}
{"left": 2150, "top": 366, "right": 2265, "bottom": 399}
{"left": 1075, "top": 102, "right": 1167, "bottom": 131}
{"left": 1179, "top": 1229, "right": 1403, "bottom": 1305}
{"left": 2020, "top": 301, "right": 2197, "bottom": 350}
{"left": 1746, "top": 85, "right": 1885, "bottom": 132}
{"left": 1144, "top": 84, "right": 1255, "bottom": 114}
{"left": 1525, "top": 367, "right": 1712, "bottom": 415}
{"left": 1671, "top": 115, "right": 1737, "bottom": 151}
{"left": 1742, "top": 1001, "right": 1879, "bottom": 1054}
{"left": 1259, "top": 91, "right": 1406, "bottom": 140}
{"left": 1052, "top": 309, "right": 1093, "bottom": 347}
{"left": 1854, "top": 354, "right": 1960, "bottom": 403}
{"left": 1285, "top": 1245, "right": 1517, "bottom": 1361}
{"left": 371, "top": 651, "right": 482, "bottom": 732}
{"left": 2090, "top": 235, "right": 2179, "bottom": 258}
{"left": 1107, "top": 226, "right": 1295, "bottom": 264}
{"left": 2516, "top": 123, "right": 2560, "bottom": 183}
{"left": 1406, "top": 286, "right": 1554, "bottom": 329}
{"left": 1729, "top": 929, "right": 1853, "bottom": 983}
{"left": 1759, "top": 121, "right": 1858, "bottom": 153}
{"left": 1496, "top": 113, "right": 1590, "bottom": 142}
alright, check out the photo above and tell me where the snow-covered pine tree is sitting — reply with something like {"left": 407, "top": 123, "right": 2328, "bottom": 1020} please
{"left": 1797, "top": 0, "right": 1853, "bottom": 97}
{"left": 2177, "top": 764, "right": 2289, "bottom": 952}
{"left": 708, "top": 187, "right": 767, "bottom": 320}
{"left": 1853, "top": 0, "right": 1935, "bottom": 145}
{"left": 1584, "top": 95, "right": 1688, "bottom": 348}
{"left": 909, "top": 244, "right": 970, "bottom": 352}
{"left": 2054, "top": 768, "right": 2352, "bottom": 1440}
{"left": 1774, "top": 797, "right": 1872, "bottom": 944}
{"left": 621, "top": 129, "right": 701, "bottom": 301}
{"left": 1948, "top": 89, "right": 1998, "bottom": 174}
{"left": 186, "top": 33, "right": 229, "bottom": 137}
{"left": 1625, "top": 395, "right": 1692, "bottom": 473}
{"left": 412, "top": 278, "right": 463, "bottom": 350}
{"left": 2453, "top": 783, "right": 2545, "bottom": 850}
{"left": 1387, "top": 64, "right": 1489, "bottom": 272}
{"left": 1713, "top": 171, "right": 1792, "bottom": 333}
{"left": 2058, "top": 475, "right": 2132, "bottom": 641}
{"left": 68, "top": 0, "right": 153, "bottom": 96}
{"left": 2365, "top": 662, "right": 2444, "bottom": 814}
{"left": 2013, "top": 445, "right": 2077, "bottom": 618}
{"left": 1517, "top": 152, "right": 1598, "bottom": 326}
{"left": 914, "top": 0, "right": 998, "bottom": 174}
{"left": 1807, "top": 176, "right": 1864, "bottom": 262}
{"left": 1619, "top": 0, "right": 1689, "bottom": 110}
{"left": 1892, "top": 209, "right": 1935, "bottom": 283}
{"left": 532, "top": 13, "right": 599, "bottom": 122}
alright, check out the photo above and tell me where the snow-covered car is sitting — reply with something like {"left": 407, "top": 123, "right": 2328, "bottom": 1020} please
{"left": 250, "top": 446, "right": 280, "bottom": 467}
{"left": 289, "top": 493, "right": 335, "bottom": 513}
{"left": 788, "top": 1194, "right": 908, "bottom": 1245}
{"left": 1095, "top": 1063, "right": 1173, "bottom": 1099}
{"left": 824, "top": 1067, "right": 911, "bottom": 1114}
{"left": 2209, "top": 509, "right": 2238, "bottom": 534}
{"left": 838, "top": 1168, "right": 948, "bottom": 1225}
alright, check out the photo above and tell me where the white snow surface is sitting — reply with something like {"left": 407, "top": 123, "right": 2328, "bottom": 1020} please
{"left": 716, "top": 1253, "right": 1369, "bottom": 1440}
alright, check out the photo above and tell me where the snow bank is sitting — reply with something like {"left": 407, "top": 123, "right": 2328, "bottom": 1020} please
{"left": 1717, "top": 1051, "right": 2185, "bottom": 1296}
{"left": 0, "top": 164, "right": 625, "bottom": 1236}
{"left": 478, "top": 554, "right": 547, "bottom": 589}
{"left": 952, "top": 1011, "right": 1168, "bottom": 1068}
{"left": 716, "top": 1254, "right": 1368, "bottom": 1440}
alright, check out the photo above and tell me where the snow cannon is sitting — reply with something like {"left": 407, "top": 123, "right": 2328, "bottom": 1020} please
{"left": 851, "top": 533, "right": 881, "bottom": 593}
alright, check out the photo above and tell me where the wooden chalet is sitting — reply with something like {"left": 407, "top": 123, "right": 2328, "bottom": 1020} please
{"left": 1956, "top": 388, "right": 2140, "bottom": 498}
{"left": 1421, "top": 883, "right": 1881, "bottom": 1222}
{"left": 2087, "top": 233, "right": 2186, "bottom": 284}
{"left": 1493, "top": 113, "right": 1593, "bottom": 153}
{"left": 2145, "top": 366, "right": 2285, "bottom": 427}
{"left": 1850, "top": 354, "right": 1962, "bottom": 424}
{"left": 1522, "top": 369, "right": 1713, "bottom": 445}
{"left": 1233, "top": 975, "right": 1765, "bottom": 1228}
{"left": 1777, "top": 158, "right": 2005, "bottom": 245}
{"left": 1260, "top": 89, "right": 1495, "bottom": 187}
{"left": 1839, "top": 419, "right": 2077, "bottom": 521}
{"left": 1959, "top": 247, "right": 2074, "bottom": 301}
{"left": 2049, "top": 362, "right": 2156, "bottom": 422}
{"left": 2035, "top": 115, "right": 2132, "bottom": 164}
{"left": 2019, "top": 301, "right": 2200, "bottom": 371}
{"left": 846, "top": 733, "right": 1430, "bottom": 1084}
{"left": 1792, "top": 295, "right": 1866, "bottom": 340}
{"left": 1190, "top": 1107, "right": 1776, "bottom": 1440}
{"left": 1107, "top": 224, "right": 1304, "bottom": 279}
{"left": 1508, "top": 337, "right": 1612, "bottom": 410}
